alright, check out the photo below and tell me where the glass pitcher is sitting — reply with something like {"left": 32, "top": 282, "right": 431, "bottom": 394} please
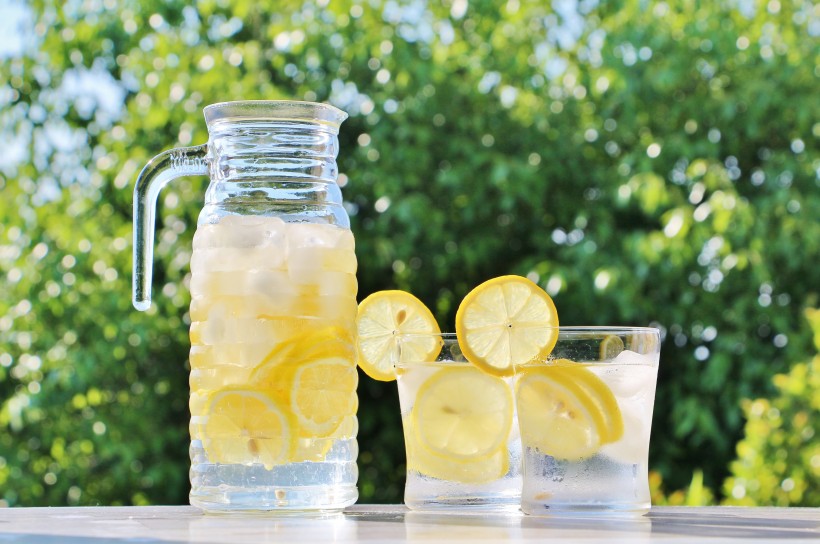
{"left": 132, "top": 101, "right": 358, "bottom": 513}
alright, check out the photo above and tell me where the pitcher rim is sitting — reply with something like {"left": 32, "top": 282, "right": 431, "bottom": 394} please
{"left": 203, "top": 100, "right": 348, "bottom": 126}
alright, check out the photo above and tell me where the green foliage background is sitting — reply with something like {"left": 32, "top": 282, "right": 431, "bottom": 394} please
{"left": 722, "top": 308, "right": 820, "bottom": 507}
{"left": 0, "top": 0, "right": 817, "bottom": 506}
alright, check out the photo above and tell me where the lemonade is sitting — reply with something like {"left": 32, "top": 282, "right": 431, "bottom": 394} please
{"left": 515, "top": 330, "right": 660, "bottom": 515}
{"left": 354, "top": 278, "right": 660, "bottom": 515}
{"left": 355, "top": 278, "right": 557, "bottom": 511}
{"left": 395, "top": 335, "right": 522, "bottom": 511}
{"left": 188, "top": 215, "right": 359, "bottom": 511}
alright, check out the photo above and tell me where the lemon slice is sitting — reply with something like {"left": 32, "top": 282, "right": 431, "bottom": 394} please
{"left": 403, "top": 415, "right": 509, "bottom": 484}
{"left": 202, "top": 389, "right": 293, "bottom": 468}
{"left": 291, "top": 415, "right": 358, "bottom": 463}
{"left": 599, "top": 334, "right": 625, "bottom": 360}
{"left": 251, "top": 337, "right": 357, "bottom": 440}
{"left": 515, "top": 367, "right": 600, "bottom": 460}
{"left": 515, "top": 362, "right": 623, "bottom": 460}
{"left": 456, "top": 275, "right": 559, "bottom": 377}
{"left": 356, "top": 290, "right": 442, "bottom": 381}
{"left": 412, "top": 366, "right": 513, "bottom": 460}
{"left": 250, "top": 326, "right": 354, "bottom": 393}
{"left": 257, "top": 325, "right": 355, "bottom": 371}
{"left": 289, "top": 357, "right": 358, "bottom": 437}
{"left": 561, "top": 362, "right": 624, "bottom": 444}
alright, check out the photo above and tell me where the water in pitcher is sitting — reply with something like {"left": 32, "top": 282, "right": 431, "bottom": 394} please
{"left": 187, "top": 215, "right": 359, "bottom": 511}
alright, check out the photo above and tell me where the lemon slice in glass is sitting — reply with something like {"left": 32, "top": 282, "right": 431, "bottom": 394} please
{"left": 202, "top": 389, "right": 293, "bottom": 468}
{"left": 599, "top": 334, "right": 625, "bottom": 360}
{"left": 574, "top": 365, "right": 624, "bottom": 444}
{"left": 515, "top": 361, "right": 623, "bottom": 460}
{"left": 403, "top": 414, "right": 509, "bottom": 484}
{"left": 412, "top": 366, "right": 513, "bottom": 460}
{"left": 456, "top": 275, "right": 559, "bottom": 377}
{"left": 356, "top": 290, "right": 441, "bottom": 381}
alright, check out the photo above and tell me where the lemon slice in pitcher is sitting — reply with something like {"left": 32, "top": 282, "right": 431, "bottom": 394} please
{"left": 456, "top": 275, "right": 559, "bottom": 377}
{"left": 289, "top": 357, "right": 358, "bottom": 437}
{"left": 256, "top": 325, "right": 356, "bottom": 372}
{"left": 356, "top": 290, "right": 441, "bottom": 381}
{"left": 250, "top": 332, "right": 357, "bottom": 439}
{"left": 202, "top": 389, "right": 294, "bottom": 468}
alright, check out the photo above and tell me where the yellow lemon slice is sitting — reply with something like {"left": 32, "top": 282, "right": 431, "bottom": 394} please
{"left": 403, "top": 415, "right": 509, "bottom": 484}
{"left": 515, "top": 362, "right": 623, "bottom": 460}
{"left": 202, "top": 389, "right": 293, "bottom": 468}
{"left": 250, "top": 326, "right": 354, "bottom": 395}
{"left": 291, "top": 415, "right": 358, "bottom": 464}
{"left": 356, "top": 290, "right": 442, "bottom": 381}
{"left": 562, "top": 362, "right": 624, "bottom": 444}
{"left": 412, "top": 366, "right": 513, "bottom": 461}
{"left": 456, "top": 275, "right": 559, "bottom": 377}
{"left": 251, "top": 338, "right": 357, "bottom": 440}
{"left": 289, "top": 357, "right": 358, "bottom": 437}
{"left": 599, "top": 334, "right": 625, "bottom": 360}
{"left": 515, "top": 367, "right": 600, "bottom": 460}
{"left": 256, "top": 325, "right": 356, "bottom": 371}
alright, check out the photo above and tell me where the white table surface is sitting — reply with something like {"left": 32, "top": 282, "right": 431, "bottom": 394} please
{"left": 0, "top": 505, "right": 818, "bottom": 543}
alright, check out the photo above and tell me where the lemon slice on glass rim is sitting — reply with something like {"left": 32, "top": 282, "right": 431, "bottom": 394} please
{"left": 456, "top": 275, "right": 559, "bottom": 377}
{"left": 356, "top": 290, "right": 442, "bottom": 381}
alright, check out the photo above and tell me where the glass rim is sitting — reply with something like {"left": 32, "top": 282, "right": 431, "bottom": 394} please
{"left": 552, "top": 326, "right": 660, "bottom": 336}
{"left": 396, "top": 326, "right": 659, "bottom": 339}
{"left": 203, "top": 100, "right": 348, "bottom": 126}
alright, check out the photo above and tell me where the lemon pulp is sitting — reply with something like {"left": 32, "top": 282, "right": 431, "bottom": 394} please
{"left": 411, "top": 366, "right": 514, "bottom": 461}
{"left": 356, "top": 290, "right": 441, "bottom": 381}
{"left": 456, "top": 275, "right": 559, "bottom": 377}
{"left": 202, "top": 389, "right": 293, "bottom": 469}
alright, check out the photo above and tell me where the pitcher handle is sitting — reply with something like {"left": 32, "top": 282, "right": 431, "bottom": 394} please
{"left": 132, "top": 144, "right": 208, "bottom": 311}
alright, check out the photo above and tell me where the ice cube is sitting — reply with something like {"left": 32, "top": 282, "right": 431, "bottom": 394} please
{"left": 396, "top": 365, "right": 442, "bottom": 413}
{"left": 286, "top": 222, "right": 353, "bottom": 250}
{"left": 589, "top": 353, "right": 658, "bottom": 398}
{"left": 601, "top": 400, "right": 652, "bottom": 465}
{"left": 193, "top": 216, "right": 287, "bottom": 249}
{"left": 612, "top": 349, "right": 655, "bottom": 366}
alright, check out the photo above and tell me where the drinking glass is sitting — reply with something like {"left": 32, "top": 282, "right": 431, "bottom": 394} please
{"left": 395, "top": 333, "right": 522, "bottom": 511}
{"left": 514, "top": 327, "right": 660, "bottom": 515}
